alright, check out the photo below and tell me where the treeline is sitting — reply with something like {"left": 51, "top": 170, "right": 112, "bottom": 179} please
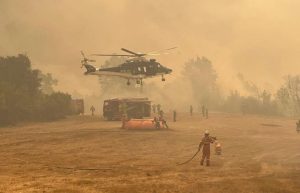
{"left": 219, "top": 76, "right": 300, "bottom": 116}
{"left": 0, "top": 54, "right": 72, "bottom": 126}
{"left": 220, "top": 90, "right": 279, "bottom": 115}
{"left": 181, "top": 57, "right": 300, "bottom": 116}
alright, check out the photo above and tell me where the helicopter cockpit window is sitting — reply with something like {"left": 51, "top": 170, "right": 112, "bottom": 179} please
{"left": 157, "top": 64, "right": 161, "bottom": 68}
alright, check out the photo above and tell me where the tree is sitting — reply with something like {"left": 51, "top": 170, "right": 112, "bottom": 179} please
{"left": 0, "top": 54, "right": 72, "bottom": 125}
{"left": 38, "top": 72, "right": 58, "bottom": 94}
{"left": 222, "top": 90, "right": 242, "bottom": 113}
{"left": 276, "top": 75, "right": 300, "bottom": 116}
{"left": 181, "top": 56, "right": 220, "bottom": 107}
{"left": 36, "top": 92, "right": 72, "bottom": 121}
{"left": 0, "top": 54, "right": 41, "bottom": 123}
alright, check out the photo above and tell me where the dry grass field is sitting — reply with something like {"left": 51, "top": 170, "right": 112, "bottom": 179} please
{"left": 0, "top": 113, "right": 299, "bottom": 193}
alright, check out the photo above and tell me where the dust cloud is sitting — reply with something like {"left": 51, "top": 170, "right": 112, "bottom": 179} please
{"left": 1, "top": 0, "right": 300, "bottom": 98}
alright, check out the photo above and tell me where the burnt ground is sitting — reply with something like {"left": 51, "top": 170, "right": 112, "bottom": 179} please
{"left": 0, "top": 113, "right": 299, "bottom": 193}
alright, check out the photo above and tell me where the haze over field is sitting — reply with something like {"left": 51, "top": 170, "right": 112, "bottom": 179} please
{"left": 1, "top": 2, "right": 300, "bottom": 192}
{"left": 1, "top": 0, "right": 300, "bottom": 95}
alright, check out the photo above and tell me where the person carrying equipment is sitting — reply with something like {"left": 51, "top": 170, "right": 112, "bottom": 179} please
{"left": 198, "top": 130, "right": 216, "bottom": 166}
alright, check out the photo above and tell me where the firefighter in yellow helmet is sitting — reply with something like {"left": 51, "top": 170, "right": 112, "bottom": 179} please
{"left": 198, "top": 130, "right": 216, "bottom": 166}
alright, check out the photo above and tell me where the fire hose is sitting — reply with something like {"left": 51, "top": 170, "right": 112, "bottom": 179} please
{"left": 176, "top": 149, "right": 200, "bottom": 166}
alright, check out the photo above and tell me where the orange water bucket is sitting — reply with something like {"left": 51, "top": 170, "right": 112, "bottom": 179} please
{"left": 123, "top": 119, "right": 158, "bottom": 129}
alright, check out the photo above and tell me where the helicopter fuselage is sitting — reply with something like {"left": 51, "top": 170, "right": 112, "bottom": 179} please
{"left": 84, "top": 58, "right": 172, "bottom": 82}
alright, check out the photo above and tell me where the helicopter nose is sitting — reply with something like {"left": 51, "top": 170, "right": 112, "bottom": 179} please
{"left": 167, "top": 68, "right": 172, "bottom": 74}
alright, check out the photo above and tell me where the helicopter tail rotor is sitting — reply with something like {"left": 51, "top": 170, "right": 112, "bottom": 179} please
{"left": 80, "top": 50, "right": 96, "bottom": 68}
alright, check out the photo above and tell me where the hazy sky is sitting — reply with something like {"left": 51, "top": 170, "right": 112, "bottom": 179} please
{"left": 1, "top": 0, "right": 300, "bottom": 95}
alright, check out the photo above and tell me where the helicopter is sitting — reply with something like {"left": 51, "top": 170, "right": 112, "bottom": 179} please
{"left": 80, "top": 47, "right": 175, "bottom": 86}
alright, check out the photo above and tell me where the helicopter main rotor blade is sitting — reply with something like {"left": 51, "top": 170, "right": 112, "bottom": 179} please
{"left": 121, "top": 48, "right": 141, "bottom": 56}
{"left": 91, "top": 46, "right": 177, "bottom": 58}
{"left": 147, "top": 52, "right": 173, "bottom": 56}
{"left": 147, "top": 47, "right": 178, "bottom": 55}
{"left": 91, "top": 54, "right": 134, "bottom": 57}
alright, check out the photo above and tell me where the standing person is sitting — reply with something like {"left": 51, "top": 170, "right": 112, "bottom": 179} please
{"left": 173, "top": 110, "right": 177, "bottom": 122}
{"left": 90, "top": 105, "right": 95, "bottom": 116}
{"left": 121, "top": 114, "right": 128, "bottom": 129}
{"left": 159, "top": 116, "right": 169, "bottom": 129}
{"left": 198, "top": 130, "right": 216, "bottom": 166}
{"left": 202, "top": 105, "right": 205, "bottom": 117}
{"left": 153, "top": 116, "right": 160, "bottom": 129}
{"left": 205, "top": 108, "right": 209, "bottom": 119}
{"left": 296, "top": 120, "right": 300, "bottom": 133}
{"left": 190, "top": 105, "right": 193, "bottom": 116}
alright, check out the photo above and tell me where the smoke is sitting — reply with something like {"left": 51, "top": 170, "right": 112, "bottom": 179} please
{"left": 237, "top": 73, "right": 260, "bottom": 97}
{"left": 1, "top": 0, "right": 300, "bottom": 103}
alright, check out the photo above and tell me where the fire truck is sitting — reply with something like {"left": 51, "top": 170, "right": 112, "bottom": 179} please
{"left": 103, "top": 98, "right": 151, "bottom": 120}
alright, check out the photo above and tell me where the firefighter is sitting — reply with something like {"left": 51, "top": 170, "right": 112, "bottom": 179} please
{"left": 190, "top": 105, "right": 193, "bottom": 116}
{"left": 173, "top": 110, "right": 177, "bottom": 122}
{"left": 205, "top": 108, "right": 209, "bottom": 119}
{"left": 198, "top": 130, "right": 216, "bottom": 166}
{"left": 201, "top": 105, "right": 205, "bottom": 117}
{"left": 90, "top": 105, "right": 95, "bottom": 116}
{"left": 121, "top": 114, "right": 127, "bottom": 129}
{"left": 159, "top": 115, "right": 169, "bottom": 129}
{"left": 153, "top": 116, "right": 160, "bottom": 129}
{"left": 296, "top": 120, "right": 300, "bottom": 133}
